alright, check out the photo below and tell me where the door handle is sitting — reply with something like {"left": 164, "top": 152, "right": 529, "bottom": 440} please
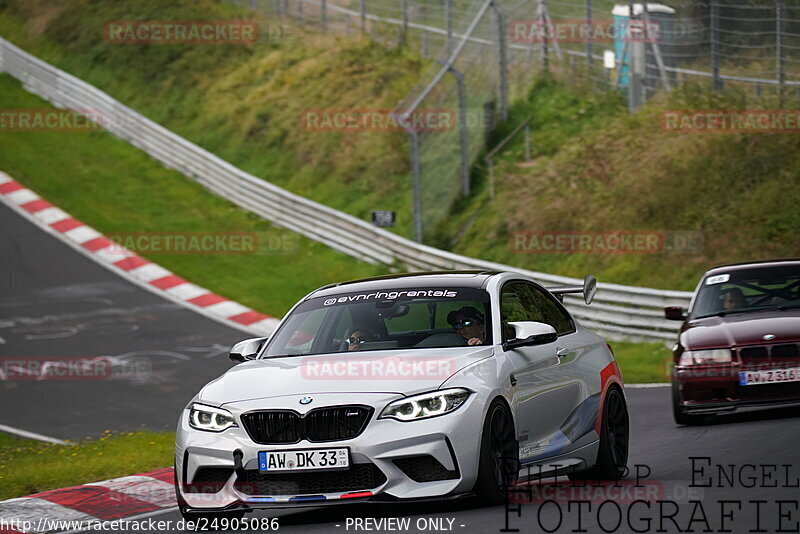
{"left": 510, "top": 373, "right": 517, "bottom": 386}
{"left": 555, "top": 347, "right": 569, "bottom": 364}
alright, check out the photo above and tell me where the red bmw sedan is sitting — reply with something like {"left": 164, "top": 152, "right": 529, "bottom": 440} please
{"left": 665, "top": 259, "right": 800, "bottom": 424}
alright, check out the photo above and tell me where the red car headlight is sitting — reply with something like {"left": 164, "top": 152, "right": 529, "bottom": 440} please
{"left": 679, "top": 349, "right": 732, "bottom": 366}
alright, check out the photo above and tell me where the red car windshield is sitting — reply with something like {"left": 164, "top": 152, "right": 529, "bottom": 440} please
{"left": 691, "top": 265, "right": 800, "bottom": 319}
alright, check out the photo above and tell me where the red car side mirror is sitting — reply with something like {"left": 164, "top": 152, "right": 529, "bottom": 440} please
{"left": 664, "top": 306, "right": 687, "bottom": 321}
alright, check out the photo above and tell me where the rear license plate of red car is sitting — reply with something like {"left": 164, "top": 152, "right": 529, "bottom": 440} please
{"left": 739, "top": 367, "right": 800, "bottom": 385}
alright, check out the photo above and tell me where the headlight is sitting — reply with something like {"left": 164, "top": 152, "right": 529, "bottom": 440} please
{"left": 189, "top": 403, "right": 237, "bottom": 432}
{"left": 379, "top": 388, "right": 470, "bottom": 421}
{"left": 679, "top": 349, "right": 732, "bottom": 366}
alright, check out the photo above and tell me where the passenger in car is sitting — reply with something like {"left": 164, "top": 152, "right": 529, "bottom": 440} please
{"left": 447, "top": 307, "right": 486, "bottom": 346}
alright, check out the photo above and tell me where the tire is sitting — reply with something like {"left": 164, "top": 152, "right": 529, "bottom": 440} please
{"left": 174, "top": 465, "right": 245, "bottom": 530}
{"left": 569, "top": 387, "right": 629, "bottom": 481}
{"left": 672, "top": 380, "right": 706, "bottom": 426}
{"left": 474, "top": 399, "right": 519, "bottom": 505}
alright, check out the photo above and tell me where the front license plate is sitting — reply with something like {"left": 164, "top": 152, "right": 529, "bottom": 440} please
{"left": 739, "top": 367, "right": 800, "bottom": 386}
{"left": 258, "top": 448, "right": 349, "bottom": 472}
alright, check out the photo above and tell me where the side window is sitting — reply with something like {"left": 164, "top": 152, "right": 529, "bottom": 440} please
{"left": 526, "top": 283, "right": 575, "bottom": 335}
{"left": 500, "top": 282, "right": 544, "bottom": 341}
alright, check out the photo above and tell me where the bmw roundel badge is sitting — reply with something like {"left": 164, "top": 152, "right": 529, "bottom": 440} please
{"left": 299, "top": 396, "right": 313, "bottom": 405}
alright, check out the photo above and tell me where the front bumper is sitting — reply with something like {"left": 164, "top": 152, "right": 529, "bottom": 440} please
{"left": 675, "top": 364, "right": 800, "bottom": 415}
{"left": 175, "top": 393, "right": 484, "bottom": 510}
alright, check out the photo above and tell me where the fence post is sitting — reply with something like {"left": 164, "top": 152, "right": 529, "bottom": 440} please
{"left": 586, "top": 0, "right": 593, "bottom": 71}
{"left": 452, "top": 67, "right": 470, "bottom": 197}
{"left": 360, "top": 0, "right": 366, "bottom": 32}
{"left": 491, "top": 1, "right": 509, "bottom": 122}
{"left": 538, "top": 0, "right": 548, "bottom": 70}
{"left": 249, "top": 0, "right": 257, "bottom": 10}
{"left": 445, "top": 0, "right": 453, "bottom": 54}
{"left": 524, "top": 122, "right": 531, "bottom": 161}
{"left": 487, "top": 158, "right": 495, "bottom": 200}
{"left": 777, "top": 0, "right": 785, "bottom": 106}
{"left": 445, "top": 0, "right": 455, "bottom": 54}
{"left": 408, "top": 128, "right": 423, "bottom": 242}
{"left": 627, "top": 1, "right": 643, "bottom": 111}
{"left": 321, "top": 0, "right": 328, "bottom": 31}
{"left": 298, "top": 0, "right": 303, "bottom": 19}
{"left": 710, "top": 0, "right": 721, "bottom": 92}
{"left": 401, "top": 0, "right": 409, "bottom": 45}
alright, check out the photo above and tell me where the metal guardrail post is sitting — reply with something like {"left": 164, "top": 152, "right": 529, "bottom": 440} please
{"left": 321, "top": 0, "right": 328, "bottom": 31}
{"left": 710, "top": 0, "right": 721, "bottom": 92}
{"left": 359, "top": 0, "right": 365, "bottom": 32}
{"left": 490, "top": 1, "right": 509, "bottom": 122}
{"left": 777, "top": 0, "right": 785, "bottom": 106}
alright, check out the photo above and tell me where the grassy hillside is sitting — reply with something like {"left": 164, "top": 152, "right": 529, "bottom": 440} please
{"left": 439, "top": 79, "right": 800, "bottom": 289}
{"left": 0, "top": 0, "right": 798, "bottom": 292}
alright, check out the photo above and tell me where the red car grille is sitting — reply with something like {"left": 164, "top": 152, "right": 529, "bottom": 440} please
{"left": 738, "top": 343, "right": 800, "bottom": 368}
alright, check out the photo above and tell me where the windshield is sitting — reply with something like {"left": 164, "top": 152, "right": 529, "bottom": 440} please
{"left": 691, "top": 265, "right": 800, "bottom": 319}
{"left": 263, "top": 287, "right": 492, "bottom": 357}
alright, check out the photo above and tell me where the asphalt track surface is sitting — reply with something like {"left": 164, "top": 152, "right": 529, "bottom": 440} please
{"left": 0, "top": 201, "right": 243, "bottom": 440}
{"left": 2, "top": 201, "right": 800, "bottom": 533}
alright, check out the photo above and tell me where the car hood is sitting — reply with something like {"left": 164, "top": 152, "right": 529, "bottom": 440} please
{"left": 197, "top": 346, "right": 493, "bottom": 405}
{"left": 681, "top": 309, "right": 800, "bottom": 349}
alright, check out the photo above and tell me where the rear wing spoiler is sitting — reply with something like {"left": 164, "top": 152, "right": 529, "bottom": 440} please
{"left": 547, "top": 275, "right": 597, "bottom": 305}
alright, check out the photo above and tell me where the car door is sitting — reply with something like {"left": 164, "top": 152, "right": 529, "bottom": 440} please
{"left": 500, "top": 281, "right": 585, "bottom": 464}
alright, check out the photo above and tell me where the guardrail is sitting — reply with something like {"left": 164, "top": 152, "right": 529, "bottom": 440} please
{"left": 0, "top": 35, "right": 692, "bottom": 343}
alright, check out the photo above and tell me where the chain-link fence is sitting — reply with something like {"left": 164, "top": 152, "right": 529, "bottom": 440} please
{"left": 238, "top": 0, "right": 799, "bottom": 242}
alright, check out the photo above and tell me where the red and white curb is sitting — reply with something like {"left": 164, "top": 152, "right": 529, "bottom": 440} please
{"left": 0, "top": 468, "right": 176, "bottom": 534}
{"left": 0, "top": 171, "right": 279, "bottom": 337}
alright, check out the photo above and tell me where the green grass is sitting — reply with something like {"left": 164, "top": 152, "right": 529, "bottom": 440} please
{"left": 0, "top": 431, "right": 174, "bottom": 500}
{"left": 0, "top": 74, "right": 385, "bottom": 316}
{"left": 612, "top": 342, "right": 672, "bottom": 384}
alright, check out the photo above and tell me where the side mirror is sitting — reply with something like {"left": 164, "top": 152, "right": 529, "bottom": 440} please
{"left": 229, "top": 337, "right": 269, "bottom": 363}
{"left": 503, "top": 321, "right": 558, "bottom": 351}
{"left": 583, "top": 275, "right": 597, "bottom": 305}
{"left": 664, "top": 306, "right": 687, "bottom": 321}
